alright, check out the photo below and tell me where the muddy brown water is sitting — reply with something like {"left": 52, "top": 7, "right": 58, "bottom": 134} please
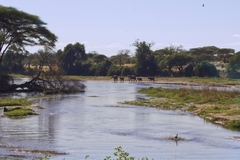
{"left": 0, "top": 80, "right": 240, "bottom": 159}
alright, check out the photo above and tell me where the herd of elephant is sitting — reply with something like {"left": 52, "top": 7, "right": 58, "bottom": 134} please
{"left": 111, "top": 75, "right": 155, "bottom": 82}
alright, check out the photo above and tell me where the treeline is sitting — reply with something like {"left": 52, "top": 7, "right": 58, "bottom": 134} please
{"left": 1, "top": 40, "right": 240, "bottom": 78}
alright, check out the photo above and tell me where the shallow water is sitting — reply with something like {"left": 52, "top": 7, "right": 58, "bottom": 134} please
{"left": 0, "top": 81, "right": 240, "bottom": 160}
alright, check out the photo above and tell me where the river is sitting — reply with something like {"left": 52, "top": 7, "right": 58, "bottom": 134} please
{"left": 0, "top": 80, "right": 240, "bottom": 159}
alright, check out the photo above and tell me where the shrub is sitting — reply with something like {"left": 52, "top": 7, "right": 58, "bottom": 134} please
{"left": 194, "top": 61, "right": 219, "bottom": 77}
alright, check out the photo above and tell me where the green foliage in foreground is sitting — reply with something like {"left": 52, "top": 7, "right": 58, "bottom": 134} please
{"left": 40, "top": 146, "right": 154, "bottom": 160}
{"left": 4, "top": 107, "right": 37, "bottom": 117}
{"left": 227, "top": 120, "right": 240, "bottom": 129}
{"left": 94, "top": 146, "right": 153, "bottom": 160}
{"left": 0, "top": 98, "right": 34, "bottom": 107}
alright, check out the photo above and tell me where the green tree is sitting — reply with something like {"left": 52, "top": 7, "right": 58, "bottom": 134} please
{"left": 107, "top": 65, "right": 121, "bottom": 76}
{"left": 217, "top": 48, "right": 235, "bottom": 63}
{"left": 61, "top": 42, "right": 86, "bottom": 74}
{"left": 189, "top": 46, "right": 218, "bottom": 63}
{"left": 92, "top": 54, "right": 107, "bottom": 63}
{"left": 227, "top": 53, "right": 240, "bottom": 74}
{"left": 194, "top": 60, "right": 219, "bottom": 77}
{"left": 35, "top": 46, "right": 59, "bottom": 73}
{"left": 121, "top": 66, "right": 135, "bottom": 76}
{"left": 2, "top": 44, "right": 25, "bottom": 73}
{"left": 166, "top": 52, "right": 193, "bottom": 74}
{"left": 153, "top": 45, "right": 185, "bottom": 75}
{"left": 160, "top": 45, "right": 184, "bottom": 56}
{"left": 94, "top": 59, "right": 112, "bottom": 76}
{"left": 132, "top": 40, "right": 158, "bottom": 76}
{"left": 0, "top": 5, "right": 57, "bottom": 64}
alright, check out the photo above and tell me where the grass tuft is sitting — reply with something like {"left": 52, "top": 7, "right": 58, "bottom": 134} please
{"left": 0, "top": 98, "right": 34, "bottom": 107}
{"left": 4, "top": 107, "right": 38, "bottom": 117}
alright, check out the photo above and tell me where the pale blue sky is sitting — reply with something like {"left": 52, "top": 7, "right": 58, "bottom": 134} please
{"left": 1, "top": 0, "right": 240, "bottom": 57}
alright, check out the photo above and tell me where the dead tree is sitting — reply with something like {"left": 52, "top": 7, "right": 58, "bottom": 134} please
{"left": 0, "top": 71, "right": 86, "bottom": 93}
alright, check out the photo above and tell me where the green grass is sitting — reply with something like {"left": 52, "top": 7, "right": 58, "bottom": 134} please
{"left": 0, "top": 98, "right": 34, "bottom": 107}
{"left": 226, "top": 120, "right": 240, "bottom": 130}
{"left": 157, "top": 77, "right": 240, "bottom": 85}
{"left": 123, "top": 86, "right": 240, "bottom": 131}
{"left": 4, "top": 107, "right": 37, "bottom": 117}
{"left": 138, "top": 87, "right": 240, "bottom": 105}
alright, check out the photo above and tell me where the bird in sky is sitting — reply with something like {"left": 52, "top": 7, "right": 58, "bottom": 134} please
{"left": 202, "top": 3, "right": 204, "bottom": 7}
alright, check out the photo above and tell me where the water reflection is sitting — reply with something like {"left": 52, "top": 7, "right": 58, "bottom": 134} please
{"left": 0, "top": 81, "right": 240, "bottom": 159}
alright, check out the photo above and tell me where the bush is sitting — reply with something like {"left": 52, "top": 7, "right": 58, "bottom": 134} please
{"left": 184, "top": 64, "right": 194, "bottom": 77}
{"left": 121, "top": 66, "right": 135, "bottom": 76}
{"left": 194, "top": 61, "right": 219, "bottom": 77}
{"left": 107, "top": 65, "right": 121, "bottom": 76}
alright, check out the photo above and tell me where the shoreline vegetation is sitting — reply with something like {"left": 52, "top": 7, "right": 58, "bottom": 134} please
{"left": 0, "top": 98, "right": 37, "bottom": 117}
{"left": 122, "top": 87, "right": 240, "bottom": 130}
{"left": 118, "top": 77, "right": 240, "bottom": 131}
{"left": 67, "top": 76, "right": 240, "bottom": 87}
{"left": 2, "top": 76, "right": 240, "bottom": 130}
{"left": 11, "top": 74, "right": 240, "bottom": 87}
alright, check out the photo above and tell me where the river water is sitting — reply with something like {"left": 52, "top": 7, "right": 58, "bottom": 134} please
{"left": 0, "top": 80, "right": 240, "bottom": 160}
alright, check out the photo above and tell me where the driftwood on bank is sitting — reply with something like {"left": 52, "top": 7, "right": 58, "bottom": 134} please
{"left": 0, "top": 72, "right": 85, "bottom": 93}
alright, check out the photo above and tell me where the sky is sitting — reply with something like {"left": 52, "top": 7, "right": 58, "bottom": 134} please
{"left": 1, "top": 0, "right": 240, "bottom": 57}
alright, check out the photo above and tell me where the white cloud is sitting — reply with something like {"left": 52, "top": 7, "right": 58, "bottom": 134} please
{"left": 233, "top": 34, "right": 240, "bottom": 38}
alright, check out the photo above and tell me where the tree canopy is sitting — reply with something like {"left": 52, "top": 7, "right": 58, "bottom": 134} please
{"left": 0, "top": 5, "right": 57, "bottom": 64}
{"left": 132, "top": 40, "right": 158, "bottom": 76}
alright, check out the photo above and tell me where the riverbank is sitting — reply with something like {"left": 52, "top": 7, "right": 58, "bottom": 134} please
{"left": 67, "top": 76, "right": 240, "bottom": 87}
{"left": 68, "top": 76, "right": 240, "bottom": 131}
{"left": 5, "top": 76, "right": 240, "bottom": 130}
{"left": 122, "top": 86, "right": 240, "bottom": 131}
{"left": 11, "top": 74, "right": 240, "bottom": 87}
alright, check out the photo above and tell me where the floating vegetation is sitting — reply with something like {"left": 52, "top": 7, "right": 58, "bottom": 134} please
{"left": 165, "top": 134, "right": 185, "bottom": 141}
{"left": 0, "top": 98, "right": 34, "bottom": 107}
{"left": 231, "top": 136, "right": 240, "bottom": 141}
{"left": 107, "top": 105, "right": 129, "bottom": 108}
{"left": 88, "top": 95, "right": 99, "bottom": 97}
{"left": 4, "top": 107, "right": 38, "bottom": 117}
{"left": 12, "top": 149, "right": 67, "bottom": 156}
{"left": 34, "top": 105, "right": 45, "bottom": 109}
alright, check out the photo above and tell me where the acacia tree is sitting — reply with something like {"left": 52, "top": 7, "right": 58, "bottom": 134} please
{"left": 92, "top": 54, "right": 107, "bottom": 63}
{"left": 166, "top": 52, "right": 193, "bottom": 74}
{"left": 189, "top": 46, "right": 218, "bottom": 64}
{"left": 0, "top": 5, "right": 57, "bottom": 64}
{"left": 217, "top": 48, "right": 235, "bottom": 63}
{"left": 0, "top": 6, "right": 86, "bottom": 93}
